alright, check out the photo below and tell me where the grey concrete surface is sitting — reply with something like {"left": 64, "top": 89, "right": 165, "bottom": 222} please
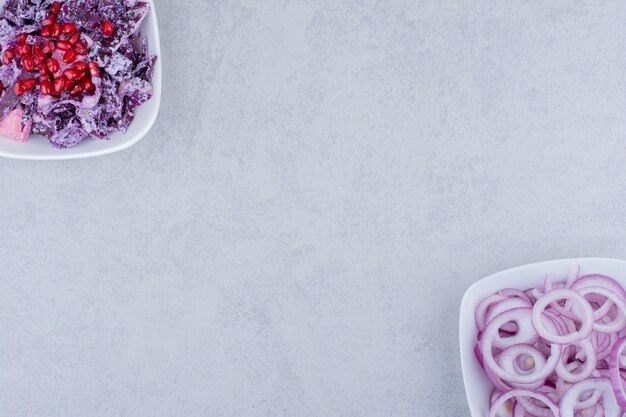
{"left": 1, "top": 1, "right": 626, "bottom": 416}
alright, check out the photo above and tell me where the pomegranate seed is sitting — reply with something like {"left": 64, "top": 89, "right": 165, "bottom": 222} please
{"left": 62, "top": 23, "right": 77, "bottom": 35}
{"left": 42, "top": 40, "right": 55, "bottom": 54}
{"left": 22, "top": 78, "right": 37, "bottom": 91}
{"left": 74, "top": 42, "right": 88, "bottom": 55}
{"left": 67, "top": 32, "right": 80, "bottom": 46}
{"left": 51, "top": 1, "right": 61, "bottom": 15}
{"left": 52, "top": 24, "right": 62, "bottom": 38}
{"left": 14, "top": 81, "right": 24, "bottom": 96}
{"left": 40, "top": 79, "right": 53, "bottom": 95}
{"left": 73, "top": 61, "right": 87, "bottom": 72}
{"left": 21, "top": 55, "right": 35, "bottom": 72}
{"left": 81, "top": 78, "right": 95, "bottom": 93}
{"left": 18, "top": 33, "right": 28, "bottom": 44}
{"left": 3, "top": 49, "right": 15, "bottom": 64}
{"left": 63, "top": 68, "right": 79, "bottom": 81}
{"left": 39, "top": 74, "right": 49, "bottom": 83}
{"left": 43, "top": 13, "right": 56, "bottom": 27}
{"left": 38, "top": 62, "right": 48, "bottom": 75}
{"left": 46, "top": 58, "right": 60, "bottom": 74}
{"left": 63, "top": 50, "right": 77, "bottom": 63}
{"left": 16, "top": 44, "right": 31, "bottom": 56}
{"left": 70, "top": 84, "right": 83, "bottom": 97}
{"left": 56, "top": 40, "right": 71, "bottom": 51}
{"left": 32, "top": 46, "right": 45, "bottom": 64}
{"left": 41, "top": 25, "right": 52, "bottom": 37}
{"left": 17, "top": 44, "right": 31, "bottom": 56}
{"left": 68, "top": 32, "right": 80, "bottom": 46}
{"left": 0, "top": 81, "right": 3, "bottom": 92}
{"left": 101, "top": 20, "right": 114, "bottom": 37}
{"left": 53, "top": 76, "right": 65, "bottom": 93}
{"left": 88, "top": 61, "right": 100, "bottom": 77}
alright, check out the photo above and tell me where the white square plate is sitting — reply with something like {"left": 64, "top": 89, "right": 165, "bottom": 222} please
{"left": 0, "top": 0, "right": 161, "bottom": 160}
{"left": 459, "top": 257, "right": 626, "bottom": 417}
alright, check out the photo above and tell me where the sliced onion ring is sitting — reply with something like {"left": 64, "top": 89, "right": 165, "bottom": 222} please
{"left": 516, "top": 385, "right": 560, "bottom": 417}
{"left": 555, "top": 340, "right": 596, "bottom": 383}
{"left": 571, "top": 275, "right": 626, "bottom": 301}
{"left": 576, "top": 286, "right": 626, "bottom": 333}
{"left": 608, "top": 336, "right": 626, "bottom": 410}
{"left": 531, "top": 289, "right": 594, "bottom": 344}
{"left": 490, "top": 389, "right": 558, "bottom": 417}
{"left": 482, "top": 308, "right": 560, "bottom": 384}
{"left": 476, "top": 294, "right": 507, "bottom": 332}
{"left": 559, "top": 378, "right": 620, "bottom": 417}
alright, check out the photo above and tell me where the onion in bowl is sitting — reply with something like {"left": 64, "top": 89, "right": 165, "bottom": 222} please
{"left": 475, "top": 271, "right": 626, "bottom": 416}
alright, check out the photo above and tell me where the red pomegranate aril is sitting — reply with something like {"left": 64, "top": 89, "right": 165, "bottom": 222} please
{"left": 22, "top": 78, "right": 38, "bottom": 91}
{"left": 53, "top": 76, "right": 65, "bottom": 93}
{"left": 51, "top": 1, "right": 61, "bottom": 15}
{"left": 33, "top": 46, "right": 45, "bottom": 64}
{"left": 43, "top": 13, "right": 56, "bottom": 27}
{"left": 70, "top": 84, "right": 83, "bottom": 97}
{"left": 74, "top": 42, "right": 88, "bottom": 55}
{"left": 73, "top": 61, "right": 87, "bottom": 72}
{"left": 19, "top": 44, "right": 31, "bottom": 56}
{"left": 63, "top": 50, "right": 77, "bottom": 64}
{"left": 40, "top": 79, "right": 53, "bottom": 95}
{"left": 0, "top": 81, "right": 4, "bottom": 92}
{"left": 3, "top": 49, "right": 15, "bottom": 64}
{"left": 41, "top": 25, "right": 52, "bottom": 37}
{"left": 16, "top": 44, "right": 31, "bottom": 56}
{"left": 46, "top": 58, "right": 60, "bottom": 74}
{"left": 88, "top": 61, "right": 100, "bottom": 77}
{"left": 52, "top": 24, "right": 62, "bottom": 38}
{"left": 42, "top": 40, "right": 55, "bottom": 54}
{"left": 81, "top": 78, "right": 95, "bottom": 92}
{"left": 39, "top": 74, "right": 50, "bottom": 83}
{"left": 63, "top": 23, "right": 78, "bottom": 35}
{"left": 101, "top": 20, "right": 114, "bottom": 36}
{"left": 56, "top": 40, "right": 71, "bottom": 51}
{"left": 68, "top": 32, "right": 81, "bottom": 46}
{"left": 18, "top": 33, "right": 28, "bottom": 44}
{"left": 63, "top": 68, "right": 79, "bottom": 81}
{"left": 38, "top": 62, "right": 48, "bottom": 75}
{"left": 14, "top": 81, "right": 24, "bottom": 96}
{"left": 21, "top": 55, "right": 35, "bottom": 72}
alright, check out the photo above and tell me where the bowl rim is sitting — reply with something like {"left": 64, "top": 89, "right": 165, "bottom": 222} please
{"left": 0, "top": 0, "right": 162, "bottom": 161}
{"left": 459, "top": 257, "right": 626, "bottom": 417}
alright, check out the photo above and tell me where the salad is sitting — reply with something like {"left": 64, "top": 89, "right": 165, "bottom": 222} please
{"left": 474, "top": 272, "right": 626, "bottom": 417}
{"left": 0, "top": 0, "right": 156, "bottom": 148}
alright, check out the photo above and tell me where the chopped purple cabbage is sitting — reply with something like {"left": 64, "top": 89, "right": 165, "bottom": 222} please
{"left": 0, "top": 0, "right": 156, "bottom": 148}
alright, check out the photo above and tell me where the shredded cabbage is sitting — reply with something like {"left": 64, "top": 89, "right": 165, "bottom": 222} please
{"left": 0, "top": 0, "right": 156, "bottom": 148}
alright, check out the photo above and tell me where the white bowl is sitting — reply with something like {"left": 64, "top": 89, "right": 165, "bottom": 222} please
{"left": 0, "top": 0, "right": 161, "bottom": 160}
{"left": 459, "top": 257, "right": 626, "bottom": 417}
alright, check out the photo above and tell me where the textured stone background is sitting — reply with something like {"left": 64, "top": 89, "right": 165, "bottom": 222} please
{"left": 1, "top": 1, "right": 626, "bottom": 416}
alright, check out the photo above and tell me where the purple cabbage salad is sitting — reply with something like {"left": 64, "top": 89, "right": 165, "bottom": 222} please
{"left": 0, "top": 0, "right": 156, "bottom": 148}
